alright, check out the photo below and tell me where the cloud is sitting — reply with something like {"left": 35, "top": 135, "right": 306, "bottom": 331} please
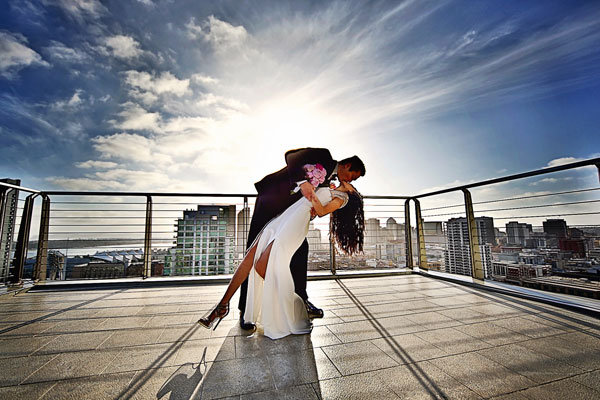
{"left": 123, "top": 70, "right": 190, "bottom": 102}
{"left": 75, "top": 160, "right": 119, "bottom": 169}
{"left": 43, "top": 0, "right": 107, "bottom": 23}
{"left": 51, "top": 89, "right": 85, "bottom": 111}
{"left": 104, "top": 35, "right": 143, "bottom": 59}
{"left": 44, "top": 40, "right": 90, "bottom": 63}
{"left": 0, "top": 31, "right": 49, "bottom": 78}
{"left": 186, "top": 16, "right": 248, "bottom": 51}
{"left": 46, "top": 176, "right": 126, "bottom": 190}
{"left": 196, "top": 93, "right": 249, "bottom": 113}
{"left": 191, "top": 73, "right": 219, "bottom": 86}
{"left": 529, "top": 177, "right": 575, "bottom": 186}
{"left": 546, "top": 157, "right": 584, "bottom": 168}
{"left": 109, "top": 102, "right": 161, "bottom": 132}
{"left": 92, "top": 132, "right": 155, "bottom": 162}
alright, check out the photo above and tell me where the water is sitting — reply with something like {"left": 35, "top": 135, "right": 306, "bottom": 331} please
{"left": 27, "top": 242, "right": 174, "bottom": 258}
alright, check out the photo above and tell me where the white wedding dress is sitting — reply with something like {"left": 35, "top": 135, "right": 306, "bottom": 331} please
{"left": 244, "top": 187, "right": 348, "bottom": 339}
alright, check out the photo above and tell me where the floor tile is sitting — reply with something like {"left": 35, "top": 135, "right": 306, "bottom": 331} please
{"left": 321, "top": 341, "right": 398, "bottom": 375}
{"left": 428, "top": 352, "right": 535, "bottom": 398}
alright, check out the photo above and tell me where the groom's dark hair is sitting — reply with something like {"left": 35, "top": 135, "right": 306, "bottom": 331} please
{"left": 340, "top": 155, "right": 366, "bottom": 177}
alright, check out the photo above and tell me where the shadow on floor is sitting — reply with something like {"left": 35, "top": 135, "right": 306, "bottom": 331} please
{"left": 157, "top": 347, "right": 207, "bottom": 399}
{"left": 181, "top": 324, "right": 323, "bottom": 399}
{"left": 336, "top": 279, "right": 449, "bottom": 399}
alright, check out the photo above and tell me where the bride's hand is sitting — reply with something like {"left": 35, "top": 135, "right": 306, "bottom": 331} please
{"left": 341, "top": 181, "right": 356, "bottom": 193}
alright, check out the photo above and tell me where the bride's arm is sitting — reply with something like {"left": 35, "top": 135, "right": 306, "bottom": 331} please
{"left": 311, "top": 195, "right": 343, "bottom": 217}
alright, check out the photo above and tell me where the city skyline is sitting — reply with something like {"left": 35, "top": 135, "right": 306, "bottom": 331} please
{"left": 1, "top": 0, "right": 599, "bottom": 207}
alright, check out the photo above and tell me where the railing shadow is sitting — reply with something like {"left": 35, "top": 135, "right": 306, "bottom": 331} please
{"left": 452, "top": 283, "right": 600, "bottom": 338}
{"left": 0, "top": 288, "right": 127, "bottom": 335}
{"left": 336, "top": 279, "right": 449, "bottom": 399}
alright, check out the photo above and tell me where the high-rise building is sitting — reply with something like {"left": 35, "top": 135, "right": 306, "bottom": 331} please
{"left": 307, "top": 222, "right": 326, "bottom": 252}
{"left": 364, "top": 218, "right": 382, "bottom": 247}
{"left": 236, "top": 206, "right": 251, "bottom": 256}
{"left": 559, "top": 238, "right": 586, "bottom": 258}
{"left": 0, "top": 178, "right": 20, "bottom": 281}
{"left": 423, "top": 221, "right": 443, "bottom": 236}
{"left": 444, "top": 217, "right": 493, "bottom": 278}
{"left": 477, "top": 216, "right": 496, "bottom": 245}
{"left": 506, "top": 221, "right": 533, "bottom": 246}
{"left": 543, "top": 219, "right": 568, "bottom": 238}
{"left": 165, "top": 205, "right": 236, "bottom": 276}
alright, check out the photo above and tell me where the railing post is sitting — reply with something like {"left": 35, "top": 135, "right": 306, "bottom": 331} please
{"left": 0, "top": 189, "right": 6, "bottom": 240}
{"left": 0, "top": 189, "right": 8, "bottom": 282}
{"left": 143, "top": 195, "right": 152, "bottom": 278}
{"left": 329, "top": 218, "right": 336, "bottom": 275}
{"left": 11, "top": 194, "right": 37, "bottom": 285}
{"left": 404, "top": 199, "right": 413, "bottom": 269}
{"left": 33, "top": 195, "right": 50, "bottom": 281}
{"left": 243, "top": 196, "right": 248, "bottom": 257}
{"left": 463, "top": 189, "right": 485, "bottom": 281}
{"left": 414, "top": 199, "right": 428, "bottom": 270}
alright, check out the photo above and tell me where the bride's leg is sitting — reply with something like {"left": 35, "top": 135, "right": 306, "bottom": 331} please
{"left": 199, "top": 243, "right": 263, "bottom": 328}
{"left": 254, "top": 242, "right": 274, "bottom": 279}
{"left": 217, "top": 244, "right": 258, "bottom": 305}
{"left": 219, "top": 241, "right": 274, "bottom": 304}
{"left": 199, "top": 240, "right": 276, "bottom": 328}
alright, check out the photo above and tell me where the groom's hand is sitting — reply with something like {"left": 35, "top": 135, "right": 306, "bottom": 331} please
{"left": 300, "top": 181, "right": 315, "bottom": 200}
{"left": 310, "top": 208, "right": 317, "bottom": 220}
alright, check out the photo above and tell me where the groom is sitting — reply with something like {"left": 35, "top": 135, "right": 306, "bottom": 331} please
{"left": 238, "top": 147, "right": 366, "bottom": 330}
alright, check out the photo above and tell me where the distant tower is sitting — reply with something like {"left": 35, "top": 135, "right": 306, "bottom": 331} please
{"left": 444, "top": 217, "right": 493, "bottom": 278}
{"left": 0, "top": 179, "right": 20, "bottom": 282}
{"left": 506, "top": 221, "right": 533, "bottom": 246}
{"left": 165, "top": 205, "right": 236, "bottom": 276}
{"left": 543, "top": 219, "right": 568, "bottom": 238}
{"left": 543, "top": 219, "right": 568, "bottom": 248}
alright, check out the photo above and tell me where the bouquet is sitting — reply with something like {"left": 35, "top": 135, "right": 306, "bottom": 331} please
{"left": 303, "top": 163, "right": 327, "bottom": 187}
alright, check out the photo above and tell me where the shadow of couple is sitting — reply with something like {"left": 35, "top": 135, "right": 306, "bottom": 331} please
{"left": 157, "top": 347, "right": 207, "bottom": 400}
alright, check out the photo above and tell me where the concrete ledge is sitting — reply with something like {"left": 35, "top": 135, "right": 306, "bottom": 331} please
{"left": 29, "top": 268, "right": 412, "bottom": 291}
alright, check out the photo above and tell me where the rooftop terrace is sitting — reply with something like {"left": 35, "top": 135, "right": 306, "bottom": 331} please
{"left": 1, "top": 274, "right": 599, "bottom": 399}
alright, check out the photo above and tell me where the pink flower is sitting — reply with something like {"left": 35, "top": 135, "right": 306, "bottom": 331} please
{"left": 303, "top": 163, "right": 327, "bottom": 187}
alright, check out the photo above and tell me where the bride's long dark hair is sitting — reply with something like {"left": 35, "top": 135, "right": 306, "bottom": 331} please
{"left": 331, "top": 191, "right": 364, "bottom": 256}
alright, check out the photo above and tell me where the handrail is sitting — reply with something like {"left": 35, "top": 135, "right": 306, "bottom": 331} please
{"left": 414, "top": 157, "right": 600, "bottom": 199}
{"left": 42, "top": 191, "right": 257, "bottom": 197}
{"left": 40, "top": 191, "right": 411, "bottom": 200}
{"left": 0, "top": 181, "right": 41, "bottom": 194}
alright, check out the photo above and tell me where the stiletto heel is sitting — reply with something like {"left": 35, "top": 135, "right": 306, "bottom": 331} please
{"left": 197, "top": 303, "right": 229, "bottom": 330}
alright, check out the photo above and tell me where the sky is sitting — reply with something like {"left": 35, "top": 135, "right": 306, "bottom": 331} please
{"left": 1, "top": 0, "right": 599, "bottom": 227}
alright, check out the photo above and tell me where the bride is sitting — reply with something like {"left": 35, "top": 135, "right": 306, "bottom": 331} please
{"left": 198, "top": 181, "right": 364, "bottom": 339}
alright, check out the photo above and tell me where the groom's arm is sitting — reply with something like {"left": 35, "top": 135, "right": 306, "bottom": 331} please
{"left": 285, "top": 147, "right": 333, "bottom": 182}
{"left": 285, "top": 147, "right": 333, "bottom": 199}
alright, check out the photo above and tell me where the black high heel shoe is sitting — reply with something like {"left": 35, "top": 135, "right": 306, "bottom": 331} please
{"left": 197, "top": 303, "right": 229, "bottom": 330}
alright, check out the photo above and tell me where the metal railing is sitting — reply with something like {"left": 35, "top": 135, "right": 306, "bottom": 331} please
{"left": 410, "top": 158, "right": 600, "bottom": 296}
{"left": 1, "top": 157, "right": 599, "bottom": 294}
{"left": 0, "top": 183, "right": 411, "bottom": 282}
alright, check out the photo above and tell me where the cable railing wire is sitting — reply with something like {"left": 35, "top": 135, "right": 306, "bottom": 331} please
{"left": 420, "top": 187, "right": 600, "bottom": 212}
{"left": 422, "top": 199, "right": 600, "bottom": 218}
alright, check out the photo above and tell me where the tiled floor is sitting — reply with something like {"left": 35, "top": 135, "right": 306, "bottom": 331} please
{"left": 0, "top": 275, "right": 599, "bottom": 399}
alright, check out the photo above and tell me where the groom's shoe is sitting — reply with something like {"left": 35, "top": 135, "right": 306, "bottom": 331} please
{"left": 305, "top": 300, "right": 324, "bottom": 319}
{"left": 239, "top": 316, "right": 256, "bottom": 331}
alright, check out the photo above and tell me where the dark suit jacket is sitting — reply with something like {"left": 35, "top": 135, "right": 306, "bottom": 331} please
{"left": 253, "top": 147, "right": 337, "bottom": 218}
